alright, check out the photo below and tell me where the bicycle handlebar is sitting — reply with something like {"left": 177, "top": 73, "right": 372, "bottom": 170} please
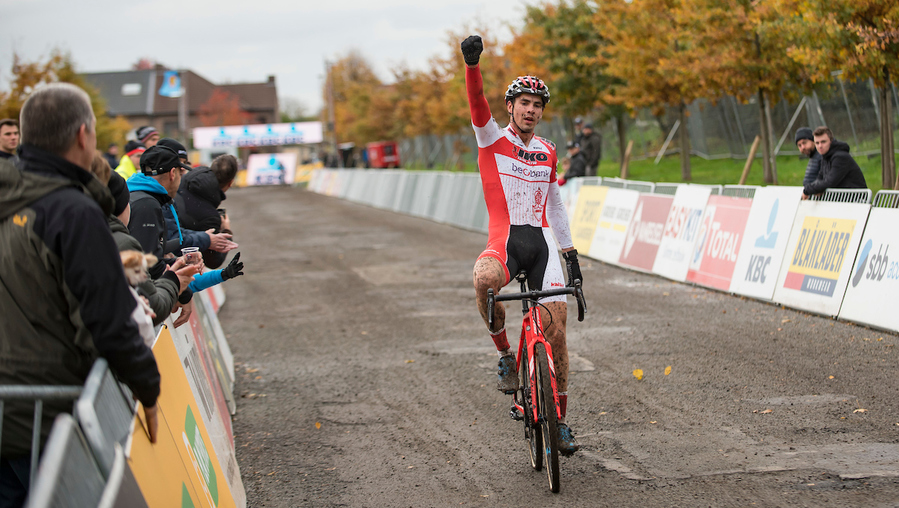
{"left": 487, "top": 280, "right": 586, "bottom": 330}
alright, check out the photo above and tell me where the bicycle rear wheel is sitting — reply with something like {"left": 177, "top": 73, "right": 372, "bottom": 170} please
{"left": 535, "top": 342, "right": 560, "bottom": 493}
{"left": 520, "top": 351, "right": 542, "bottom": 471}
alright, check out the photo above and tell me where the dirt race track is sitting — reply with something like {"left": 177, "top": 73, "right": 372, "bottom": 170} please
{"left": 219, "top": 186, "right": 899, "bottom": 507}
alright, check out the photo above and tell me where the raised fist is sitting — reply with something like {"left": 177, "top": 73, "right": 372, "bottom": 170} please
{"left": 461, "top": 35, "right": 483, "bottom": 66}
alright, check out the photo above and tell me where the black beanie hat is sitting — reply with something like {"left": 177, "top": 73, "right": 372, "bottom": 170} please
{"left": 107, "top": 171, "right": 131, "bottom": 216}
{"left": 795, "top": 127, "right": 814, "bottom": 144}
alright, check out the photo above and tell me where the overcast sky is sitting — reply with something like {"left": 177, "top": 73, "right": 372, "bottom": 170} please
{"left": 2, "top": 0, "right": 531, "bottom": 116}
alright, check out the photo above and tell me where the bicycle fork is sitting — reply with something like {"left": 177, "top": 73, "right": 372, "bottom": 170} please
{"left": 511, "top": 309, "right": 561, "bottom": 425}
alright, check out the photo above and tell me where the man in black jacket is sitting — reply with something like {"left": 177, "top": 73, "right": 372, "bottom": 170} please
{"left": 0, "top": 83, "right": 160, "bottom": 504}
{"left": 176, "top": 154, "right": 238, "bottom": 268}
{"left": 802, "top": 126, "right": 867, "bottom": 199}
{"left": 580, "top": 123, "right": 602, "bottom": 177}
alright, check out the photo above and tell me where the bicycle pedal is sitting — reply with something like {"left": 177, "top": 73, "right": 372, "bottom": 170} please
{"left": 510, "top": 406, "right": 524, "bottom": 421}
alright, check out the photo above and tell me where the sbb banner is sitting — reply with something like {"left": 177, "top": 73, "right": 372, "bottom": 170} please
{"left": 653, "top": 185, "right": 713, "bottom": 282}
{"left": 729, "top": 187, "right": 804, "bottom": 300}
{"left": 839, "top": 207, "right": 899, "bottom": 330}
{"left": 589, "top": 187, "right": 641, "bottom": 265}
{"left": 772, "top": 200, "right": 870, "bottom": 316}
{"left": 618, "top": 194, "right": 674, "bottom": 273}
{"left": 570, "top": 185, "right": 608, "bottom": 254}
{"left": 686, "top": 195, "right": 753, "bottom": 290}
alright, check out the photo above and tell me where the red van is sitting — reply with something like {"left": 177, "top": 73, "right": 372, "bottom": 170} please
{"left": 366, "top": 141, "right": 401, "bottom": 169}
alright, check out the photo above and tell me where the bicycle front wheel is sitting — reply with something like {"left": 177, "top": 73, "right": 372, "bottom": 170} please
{"left": 520, "top": 350, "right": 542, "bottom": 471}
{"left": 535, "top": 342, "right": 560, "bottom": 493}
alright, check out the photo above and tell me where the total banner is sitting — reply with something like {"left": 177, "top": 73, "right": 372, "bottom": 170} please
{"left": 686, "top": 195, "right": 753, "bottom": 290}
{"left": 838, "top": 207, "right": 899, "bottom": 330}
{"left": 653, "top": 185, "right": 713, "bottom": 282}
{"left": 618, "top": 194, "right": 674, "bottom": 273}
{"left": 728, "top": 187, "right": 804, "bottom": 300}
{"left": 772, "top": 200, "right": 871, "bottom": 316}
{"left": 192, "top": 122, "right": 323, "bottom": 149}
{"left": 589, "top": 187, "right": 641, "bottom": 265}
{"left": 570, "top": 185, "right": 608, "bottom": 255}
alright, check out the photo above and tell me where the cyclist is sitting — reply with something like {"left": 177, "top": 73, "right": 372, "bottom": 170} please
{"left": 461, "top": 35, "right": 583, "bottom": 455}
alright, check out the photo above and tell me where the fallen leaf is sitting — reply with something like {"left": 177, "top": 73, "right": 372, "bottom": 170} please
{"left": 664, "top": 366, "right": 672, "bottom": 376}
{"left": 662, "top": 292, "right": 670, "bottom": 296}
{"left": 781, "top": 318, "right": 791, "bottom": 323}
{"left": 246, "top": 368, "right": 259, "bottom": 373}
{"left": 829, "top": 375, "right": 835, "bottom": 379}
{"left": 599, "top": 411, "right": 608, "bottom": 415}
{"left": 315, "top": 422, "right": 322, "bottom": 429}
{"left": 759, "top": 409, "right": 773, "bottom": 414}
{"left": 633, "top": 369, "right": 644, "bottom": 380}
{"left": 650, "top": 421, "right": 657, "bottom": 424}
{"left": 853, "top": 408, "right": 867, "bottom": 413}
{"left": 361, "top": 331, "right": 368, "bottom": 335}
{"left": 878, "top": 337, "right": 883, "bottom": 341}
{"left": 405, "top": 359, "right": 415, "bottom": 363}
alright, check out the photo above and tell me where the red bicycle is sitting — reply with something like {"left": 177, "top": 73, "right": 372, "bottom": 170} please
{"left": 487, "top": 270, "right": 586, "bottom": 493}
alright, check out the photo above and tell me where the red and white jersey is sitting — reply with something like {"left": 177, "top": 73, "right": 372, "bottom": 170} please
{"left": 466, "top": 65, "right": 573, "bottom": 250}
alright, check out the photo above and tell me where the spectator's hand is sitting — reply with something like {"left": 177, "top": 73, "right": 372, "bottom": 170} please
{"left": 173, "top": 300, "right": 193, "bottom": 328}
{"left": 139, "top": 296, "right": 156, "bottom": 319}
{"left": 801, "top": 193, "right": 809, "bottom": 200}
{"left": 143, "top": 403, "right": 158, "bottom": 444}
{"left": 562, "top": 249, "right": 583, "bottom": 287}
{"left": 206, "top": 229, "right": 238, "bottom": 253}
{"left": 461, "top": 35, "right": 483, "bottom": 67}
{"left": 221, "top": 252, "right": 244, "bottom": 280}
{"left": 167, "top": 260, "right": 200, "bottom": 294}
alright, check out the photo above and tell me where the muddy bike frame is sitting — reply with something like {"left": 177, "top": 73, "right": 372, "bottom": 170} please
{"left": 486, "top": 271, "right": 585, "bottom": 493}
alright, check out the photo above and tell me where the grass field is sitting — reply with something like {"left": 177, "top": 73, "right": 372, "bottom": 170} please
{"left": 417, "top": 152, "right": 892, "bottom": 193}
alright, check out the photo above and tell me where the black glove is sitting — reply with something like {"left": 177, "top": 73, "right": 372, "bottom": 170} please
{"left": 562, "top": 249, "right": 582, "bottom": 288}
{"left": 221, "top": 252, "right": 244, "bottom": 280}
{"left": 460, "top": 35, "right": 483, "bottom": 66}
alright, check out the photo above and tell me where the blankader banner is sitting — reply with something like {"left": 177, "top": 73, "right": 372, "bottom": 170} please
{"left": 686, "top": 195, "right": 753, "bottom": 290}
{"left": 589, "top": 187, "right": 641, "bottom": 265}
{"left": 618, "top": 194, "right": 675, "bottom": 273}
{"left": 772, "top": 200, "right": 871, "bottom": 316}
{"left": 192, "top": 122, "right": 323, "bottom": 149}
{"left": 653, "top": 186, "right": 713, "bottom": 282}
{"left": 728, "top": 187, "right": 804, "bottom": 300}
{"left": 570, "top": 185, "right": 609, "bottom": 255}
{"left": 838, "top": 207, "right": 899, "bottom": 330}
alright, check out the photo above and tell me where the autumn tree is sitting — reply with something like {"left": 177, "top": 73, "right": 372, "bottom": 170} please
{"left": 322, "top": 51, "right": 395, "bottom": 147}
{"left": 772, "top": 0, "right": 899, "bottom": 189}
{"left": 197, "top": 88, "right": 251, "bottom": 126}
{"left": 0, "top": 51, "right": 132, "bottom": 154}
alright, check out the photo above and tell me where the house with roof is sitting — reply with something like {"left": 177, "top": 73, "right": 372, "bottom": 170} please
{"left": 83, "top": 65, "right": 279, "bottom": 141}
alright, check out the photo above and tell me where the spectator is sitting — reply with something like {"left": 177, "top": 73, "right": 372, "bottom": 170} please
{"left": 103, "top": 142, "right": 119, "bottom": 170}
{"left": 572, "top": 117, "right": 584, "bottom": 146}
{"left": 135, "top": 125, "right": 160, "bottom": 148}
{"left": 0, "top": 119, "right": 19, "bottom": 161}
{"left": 580, "top": 122, "right": 602, "bottom": 177}
{"left": 564, "top": 141, "right": 587, "bottom": 180}
{"left": 795, "top": 127, "right": 822, "bottom": 187}
{"left": 0, "top": 83, "right": 160, "bottom": 504}
{"left": 156, "top": 138, "right": 236, "bottom": 261}
{"left": 802, "top": 126, "right": 867, "bottom": 199}
{"left": 176, "top": 154, "right": 239, "bottom": 268}
{"left": 114, "top": 140, "right": 146, "bottom": 180}
{"left": 106, "top": 170, "right": 197, "bottom": 326}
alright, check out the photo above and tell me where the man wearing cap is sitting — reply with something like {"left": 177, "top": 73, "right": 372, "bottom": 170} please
{"left": 572, "top": 117, "right": 584, "bottom": 147}
{"left": 156, "top": 138, "right": 237, "bottom": 260}
{"left": 580, "top": 122, "right": 602, "bottom": 177}
{"left": 795, "top": 127, "right": 822, "bottom": 187}
{"left": 176, "top": 154, "right": 240, "bottom": 268}
{"left": 114, "top": 140, "right": 146, "bottom": 180}
{"left": 135, "top": 125, "right": 160, "bottom": 148}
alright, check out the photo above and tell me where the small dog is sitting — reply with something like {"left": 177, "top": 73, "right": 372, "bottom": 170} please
{"left": 120, "top": 250, "right": 159, "bottom": 348}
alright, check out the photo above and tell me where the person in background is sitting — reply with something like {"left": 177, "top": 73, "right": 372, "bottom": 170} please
{"left": 572, "top": 117, "right": 584, "bottom": 147}
{"left": 0, "top": 119, "right": 19, "bottom": 161}
{"left": 114, "top": 140, "right": 146, "bottom": 180}
{"left": 0, "top": 84, "right": 160, "bottom": 505}
{"left": 802, "top": 126, "right": 867, "bottom": 199}
{"left": 794, "top": 127, "right": 821, "bottom": 187}
{"left": 580, "top": 122, "right": 602, "bottom": 177}
{"left": 176, "top": 154, "right": 239, "bottom": 268}
{"left": 103, "top": 142, "right": 119, "bottom": 170}
{"left": 135, "top": 125, "right": 160, "bottom": 148}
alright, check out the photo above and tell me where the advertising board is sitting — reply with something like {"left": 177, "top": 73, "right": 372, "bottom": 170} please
{"left": 245, "top": 153, "right": 298, "bottom": 186}
{"left": 192, "top": 122, "right": 323, "bottom": 149}
{"left": 570, "top": 185, "right": 608, "bottom": 255}
{"left": 772, "top": 200, "right": 870, "bottom": 316}
{"left": 618, "top": 194, "right": 674, "bottom": 273}
{"left": 653, "top": 186, "right": 713, "bottom": 281}
{"left": 686, "top": 195, "right": 753, "bottom": 290}
{"left": 589, "top": 187, "right": 640, "bottom": 265}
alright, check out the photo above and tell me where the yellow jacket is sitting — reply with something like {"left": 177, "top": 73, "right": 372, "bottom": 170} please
{"left": 114, "top": 155, "right": 138, "bottom": 180}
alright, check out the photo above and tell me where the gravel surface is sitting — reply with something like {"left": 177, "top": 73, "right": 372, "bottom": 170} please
{"left": 219, "top": 186, "right": 899, "bottom": 507}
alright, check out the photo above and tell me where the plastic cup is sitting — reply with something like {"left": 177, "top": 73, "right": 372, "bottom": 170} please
{"left": 181, "top": 247, "right": 201, "bottom": 271}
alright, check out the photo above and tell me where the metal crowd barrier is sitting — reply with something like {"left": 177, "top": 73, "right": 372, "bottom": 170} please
{"left": 0, "top": 385, "right": 83, "bottom": 489}
{"left": 812, "top": 188, "right": 872, "bottom": 204}
{"left": 873, "top": 190, "right": 899, "bottom": 208}
{"left": 722, "top": 185, "right": 759, "bottom": 199}
{"left": 653, "top": 182, "right": 682, "bottom": 195}
{"left": 601, "top": 177, "right": 655, "bottom": 193}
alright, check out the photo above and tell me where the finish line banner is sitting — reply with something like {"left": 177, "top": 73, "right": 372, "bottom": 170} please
{"left": 193, "top": 122, "right": 323, "bottom": 149}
